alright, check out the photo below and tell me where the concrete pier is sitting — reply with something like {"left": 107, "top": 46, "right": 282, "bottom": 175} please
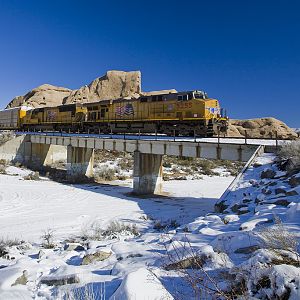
{"left": 25, "top": 143, "right": 51, "bottom": 168}
{"left": 133, "top": 151, "right": 163, "bottom": 195}
{"left": 66, "top": 146, "right": 94, "bottom": 181}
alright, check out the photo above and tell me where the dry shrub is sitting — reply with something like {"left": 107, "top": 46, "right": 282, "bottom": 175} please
{"left": 94, "top": 165, "right": 116, "bottom": 181}
{"left": 117, "top": 157, "right": 133, "bottom": 170}
{"left": 23, "top": 171, "right": 40, "bottom": 180}
{"left": 103, "top": 221, "right": 139, "bottom": 238}
{"left": 0, "top": 165, "right": 6, "bottom": 174}
{"left": 164, "top": 238, "right": 234, "bottom": 300}
{"left": 277, "top": 141, "right": 300, "bottom": 173}
{"left": 41, "top": 228, "right": 55, "bottom": 249}
{"left": 0, "top": 237, "right": 21, "bottom": 257}
{"left": 0, "top": 132, "right": 15, "bottom": 146}
{"left": 81, "top": 221, "right": 139, "bottom": 241}
{"left": 0, "top": 159, "right": 7, "bottom": 165}
{"left": 153, "top": 219, "right": 179, "bottom": 231}
{"left": 163, "top": 156, "right": 243, "bottom": 177}
{"left": 116, "top": 174, "right": 127, "bottom": 180}
{"left": 277, "top": 140, "right": 300, "bottom": 162}
{"left": 258, "top": 216, "right": 300, "bottom": 264}
{"left": 94, "top": 149, "right": 126, "bottom": 163}
{"left": 0, "top": 159, "right": 8, "bottom": 174}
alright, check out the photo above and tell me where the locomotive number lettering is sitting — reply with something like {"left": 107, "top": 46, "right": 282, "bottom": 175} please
{"left": 176, "top": 102, "right": 192, "bottom": 109}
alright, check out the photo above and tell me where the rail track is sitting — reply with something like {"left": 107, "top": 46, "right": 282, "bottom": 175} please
{"left": 13, "top": 130, "right": 294, "bottom": 147}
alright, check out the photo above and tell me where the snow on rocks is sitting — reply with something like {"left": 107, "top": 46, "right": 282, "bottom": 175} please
{"left": 110, "top": 268, "right": 174, "bottom": 300}
{"left": 81, "top": 250, "right": 112, "bottom": 265}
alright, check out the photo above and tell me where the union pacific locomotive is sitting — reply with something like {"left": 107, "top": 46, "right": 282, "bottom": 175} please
{"left": 0, "top": 90, "right": 228, "bottom": 137}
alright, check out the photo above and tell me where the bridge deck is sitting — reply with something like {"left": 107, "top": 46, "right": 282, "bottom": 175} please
{"left": 26, "top": 133, "right": 265, "bottom": 162}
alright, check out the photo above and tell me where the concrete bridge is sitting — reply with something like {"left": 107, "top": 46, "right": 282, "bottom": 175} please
{"left": 0, "top": 133, "right": 274, "bottom": 195}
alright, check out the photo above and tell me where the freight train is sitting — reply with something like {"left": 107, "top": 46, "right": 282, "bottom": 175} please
{"left": 0, "top": 90, "right": 228, "bottom": 137}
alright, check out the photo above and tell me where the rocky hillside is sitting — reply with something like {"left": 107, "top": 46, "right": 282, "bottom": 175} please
{"left": 227, "top": 118, "right": 298, "bottom": 139}
{"left": 5, "top": 70, "right": 141, "bottom": 109}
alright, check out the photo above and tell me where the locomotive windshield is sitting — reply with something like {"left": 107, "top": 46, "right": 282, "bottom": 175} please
{"left": 194, "top": 91, "right": 208, "bottom": 99}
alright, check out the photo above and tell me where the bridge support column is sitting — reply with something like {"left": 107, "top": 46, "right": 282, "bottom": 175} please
{"left": 24, "top": 142, "right": 53, "bottom": 169}
{"left": 133, "top": 151, "right": 163, "bottom": 195}
{"left": 66, "top": 146, "right": 94, "bottom": 182}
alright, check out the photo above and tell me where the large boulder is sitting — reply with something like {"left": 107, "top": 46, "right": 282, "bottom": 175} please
{"left": 81, "top": 250, "right": 111, "bottom": 265}
{"left": 63, "top": 70, "right": 141, "bottom": 104}
{"left": 227, "top": 118, "right": 297, "bottom": 139}
{"left": 6, "top": 84, "right": 72, "bottom": 108}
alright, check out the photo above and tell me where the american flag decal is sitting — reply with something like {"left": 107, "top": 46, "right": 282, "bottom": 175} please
{"left": 115, "top": 103, "right": 134, "bottom": 117}
{"left": 47, "top": 111, "right": 56, "bottom": 121}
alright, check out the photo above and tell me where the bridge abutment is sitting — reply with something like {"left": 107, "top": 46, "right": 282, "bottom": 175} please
{"left": 66, "top": 146, "right": 94, "bottom": 182}
{"left": 133, "top": 150, "right": 163, "bottom": 195}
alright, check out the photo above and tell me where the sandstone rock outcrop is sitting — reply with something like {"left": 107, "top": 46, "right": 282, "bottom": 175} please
{"left": 63, "top": 70, "right": 141, "bottom": 104}
{"left": 6, "top": 84, "right": 72, "bottom": 109}
{"left": 227, "top": 118, "right": 297, "bottom": 139}
{"left": 5, "top": 71, "right": 141, "bottom": 109}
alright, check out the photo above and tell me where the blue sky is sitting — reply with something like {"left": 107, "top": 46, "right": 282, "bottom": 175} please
{"left": 0, "top": 0, "right": 299, "bottom": 126}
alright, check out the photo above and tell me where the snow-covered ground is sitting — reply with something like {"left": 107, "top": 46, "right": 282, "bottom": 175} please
{"left": 0, "top": 166, "right": 232, "bottom": 299}
{"left": 0, "top": 170, "right": 231, "bottom": 241}
{"left": 1, "top": 151, "right": 300, "bottom": 299}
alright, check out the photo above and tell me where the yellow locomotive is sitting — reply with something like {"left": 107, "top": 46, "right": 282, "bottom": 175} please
{"left": 2, "top": 90, "right": 228, "bottom": 137}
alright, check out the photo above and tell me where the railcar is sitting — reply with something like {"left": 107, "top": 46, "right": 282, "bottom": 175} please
{"left": 0, "top": 106, "right": 30, "bottom": 130}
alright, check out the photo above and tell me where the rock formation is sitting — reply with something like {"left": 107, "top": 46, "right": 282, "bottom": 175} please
{"left": 5, "top": 70, "right": 141, "bottom": 109}
{"left": 227, "top": 118, "right": 297, "bottom": 139}
{"left": 6, "top": 84, "right": 72, "bottom": 108}
{"left": 63, "top": 70, "right": 141, "bottom": 104}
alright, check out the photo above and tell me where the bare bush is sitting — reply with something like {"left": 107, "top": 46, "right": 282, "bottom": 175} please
{"left": 164, "top": 238, "right": 235, "bottom": 299}
{"left": 277, "top": 141, "right": 300, "bottom": 173}
{"left": 0, "top": 159, "right": 8, "bottom": 166}
{"left": 117, "top": 156, "right": 133, "bottom": 171}
{"left": 103, "top": 221, "right": 139, "bottom": 238}
{"left": 0, "top": 131, "right": 15, "bottom": 146}
{"left": 81, "top": 221, "right": 140, "bottom": 241}
{"left": 162, "top": 156, "right": 244, "bottom": 178}
{"left": 94, "top": 165, "right": 116, "bottom": 181}
{"left": 258, "top": 216, "right": 300, "bottom": 264}
{"left": 277, "top": 140, "right": 300, "bottom": 161}
{"left": 153, "top": 219, "right": 180, "bottom": 231}
{"left": 94, "top": 149, "right": 126, "bottom": 163}
{"left": 0, "top": 165, "right": 6, "bottom": 174}
{"left": 0, "top": 159, "right": 8, "bottom": 174}
{"left": 41, "top": 229, "right": 55, "bottom": 249}
{"left": 0, "top": 237, "right": 21, "bottom": 257}
{"left": 23, "top": 171, "right": 40, "bottom": 180}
